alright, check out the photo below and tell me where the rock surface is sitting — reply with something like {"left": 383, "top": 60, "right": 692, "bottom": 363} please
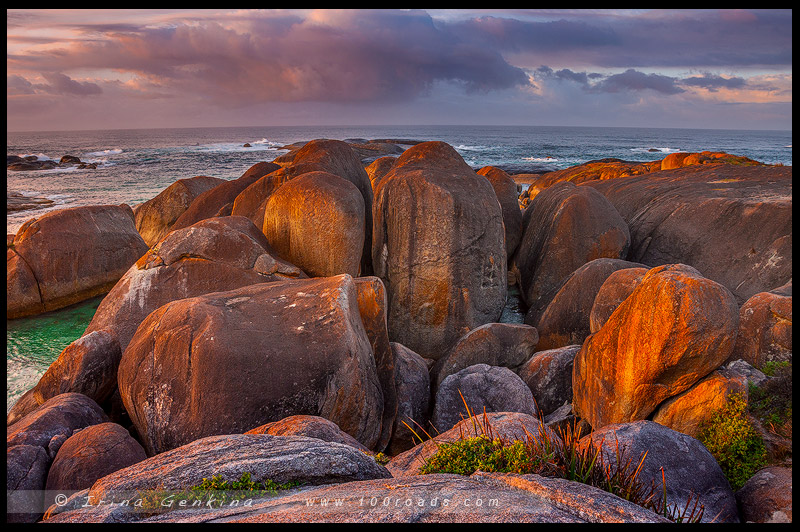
{"left": 245, "top": 415, "right": 369, "bottom": 452}
{"left": 586, "top": 164, "right": 792, "bottom": 303}
{"left": 431, "top": 322, "right": 539, "bottom": 391}
{"left": 477, "top": 166, "right": 524, "bottom": 259}
{"left": 387, "top": 342, "right": 431, "bottom": 456}
{"left": 589, "top": 266, "right": 648, "bottom": 333}
{"left": 580, "top": 420, "right": 739, "bottom": 523}
{"left": 133, "top": 175, "right": 224, "bottom": 247}
{"left": 735, "top": 466, "right": 792, "bottom": 523}
{"left": 572, "top": 264, "right": 739, "bottom": 429}
{"left": 263, "top": 171, "right": 365, "bottom": 277}
{"left": 513, "top": 181, "right": 630, "bottom": 324}
{"left": 650, "top": 367, "right": 748, "bottom": 438}
{"left": 84, "top": 215, "right": 305, "bottom": 353}
{"left": 730, "top": 281, "right": 792, "bottom": 368}
{"left": 517, "top": 345, "right": 580, "bottom": 416}
{"left": 45, "top": 422, "right": 147, "bottom": 491}
{"left": 117, "top": 274, "right": 384, "bottom": 454}
{"left": 8, "top": 205, "right": 149, "bottom": 318}
{"left": 372, "top": 141, "right": 507, "bottom": 360}
{"left": 432, "top": 364, "right": 538, "bottom": 434}
{"left": 87, "top": 434, "right": 391, "bottom": 500}
{"left": 532, "top": 258, "right": 645, "bottom": 350}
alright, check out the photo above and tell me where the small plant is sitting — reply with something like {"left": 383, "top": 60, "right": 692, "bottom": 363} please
{"left": 372, "top": 452, "right": 391, "bottom": 465}
{"left": 748, "top": 362, "right": 792, "bottom": 439}
{"left": 136, "top": 472, "right": 300, "bottom": 517}
{"left": 697, "top": 393, "right": 767, "bottom": 491}
{"left": 411, "top": 391, "right": 704, "bottom": 522}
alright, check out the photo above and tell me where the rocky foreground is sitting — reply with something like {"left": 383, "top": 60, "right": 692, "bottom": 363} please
{"left": 6, "top": 140, "right": 792, "bottom": 523}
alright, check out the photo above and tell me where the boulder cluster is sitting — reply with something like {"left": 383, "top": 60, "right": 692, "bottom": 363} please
{"left": 6, "top": 140, "right": 792, "bottom": 523}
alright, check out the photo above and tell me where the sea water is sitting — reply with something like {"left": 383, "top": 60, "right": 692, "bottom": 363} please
{"left": 6, "top": 125, "right": 792, "bottom": 410}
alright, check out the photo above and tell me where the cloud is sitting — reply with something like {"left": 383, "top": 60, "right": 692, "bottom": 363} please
{"left": 680, "top": 74, "right": 747, "bottom": 91}
{"left": 7, "top": 10, "right": 530, "bottom": 106}
{"left": 592, "top": 69, "right": 685, "bottom": 94}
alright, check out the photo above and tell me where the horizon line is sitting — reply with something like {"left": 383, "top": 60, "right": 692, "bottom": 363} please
{"left": 7, "top": 123, "right": 793, "bottom": 135}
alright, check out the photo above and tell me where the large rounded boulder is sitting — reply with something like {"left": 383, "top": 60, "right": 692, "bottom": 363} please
{"left": 7, "top": 205, "right": 149, "bottom": 319}
{"left": 532, "top": 258, "right": 645, "bottom": 350}
{"left": 84, "top": 215, "right": 305, "bottom": 354}
{"left": 730, "top": 281, "right": 792, "bottom": 369}
{"left": 580, "top": 421, "right": 739, "bottom": 523}
{"left": 117, "top": 274, "right": 384, "bottom": 454}
{"left": 262, "top": 171, "right": 365, "bottom": 277}
{"left": 572, "top": 264, "right": 739, "bottom": 430}
{"left": 372, "top": 141, "right": 507, "bottom": 360}
{"left": 512, "top": 181, "right": 630, "bottom": 324}
{"left": 133, "top": 175, "right": 224, "bottom": 247}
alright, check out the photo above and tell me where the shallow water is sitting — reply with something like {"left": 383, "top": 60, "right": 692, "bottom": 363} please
{"left": 7, "top": 296, "right": 103, "bottom": 412}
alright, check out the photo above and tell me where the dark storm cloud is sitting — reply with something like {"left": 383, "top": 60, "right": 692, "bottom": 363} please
{"left": 7, "top": 10, "right": 530, "bottom": 106}
{"left": 680, "top": 74, "right": 747, "bottom": 91}
{"left": 592, "top": 69, "right": 685, "bottom": 95}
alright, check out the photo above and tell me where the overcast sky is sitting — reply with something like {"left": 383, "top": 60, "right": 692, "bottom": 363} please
{"left": 6, "top": 9, "right": 793, "bottom": 131}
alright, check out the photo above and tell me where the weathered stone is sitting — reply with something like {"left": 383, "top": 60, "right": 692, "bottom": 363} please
{"left": 573, "top": 264, "right": 739, "bottom": 429}
{"left": 477, "top": 166, "right": 524, "bottom": 259}
{"left": 263, "top": 171, "right": 365, "bottom": 277}
{"left": 118, "top": 274, "right": 383, "bottom": 454}
{"left": 353, "top": 276, "right": 397, "bottom": 452}
{"left": 133, "top": 175, "right": 224, "bottom": 247}
{"left": 87, "top": 434, "right": 391, "bottom": 501}
{"left": 8, "top": 205, "right": 149, "bottom": 318}
{"left": 45, "top": 422, "right": 147, "bottom": 492}
{"left": 230, "top": 169, "right": 286, "bottom": 228}
{"left": 730, "top": 281, "right": 792, "bottom": 369}
{"left": 579, "top": 420, "right": 739, "bottom": 523}
{"left": 7, "top": 393, "right": 108, "bottom": 450}
{"left": 589, "top": 267, "right": 648, "bottom": 333}
{"left": 170, "top": 162, "right": 275, "bottom": 231}
{"left": 512, "top": 181, "right": 630, "bottom": 324}
{"left": 431, "top": 322, "right": 539, "bottom": 391}
{"left": 651, "top": 368, "right": 748, "bottom": 438}
{"left": 365, "top": 156, "right": 397, "bottom": 192}
{"left": 84, "top": 215, "right": 305, "bottom": 353}
{"left": 7, "top": 444, "right": 50, "bottom": 523}
{"left": 373, "top": 141, "right": 507, "bottom": 360}
{"left": 272, "top": 139, "right": 375, "bottom": 275}
{"left": 517, "top": 345, "right": 580, "bottom": 416}
{"left": 386, "top": 342, "right": 431, "bottom": 456}
{"left": 586, "top": 164, "right": 791, "bottom": 303}
{"left": 735, "top": 466, "right": 792, "bottom": 523}
{"left": 432, "top": 365, "right": 538, "bottom": 434}
{"left": 33, "top": 330, "right": 122, "bottom": 407}
{"left": 245, "top": 415, "right": 369, "bottom": 452}
{"left": 532, "top": 258, "right": 645, "bottom": 350}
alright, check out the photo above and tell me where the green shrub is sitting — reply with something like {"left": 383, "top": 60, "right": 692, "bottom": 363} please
{"left": 697, "top": 393, "right": 767, "bottom": 491}
{"left": 412, "top": 393, "right": 704, "bottom": 522}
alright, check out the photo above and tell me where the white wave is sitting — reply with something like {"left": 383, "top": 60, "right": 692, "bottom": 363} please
{"left": 86, "top": 148, "right": 123, "bottom": 156}
{"left": 454, "top": 144, "right": 486, "bottom": 151}
{"left": 522, "top": 156, "right": 559, "bottom": 162}
{"left": 251, "top": 138, "right": 282, "bottom": 147}
{"left": 17, "top": 153, "right": 52, "bottom": 161}
{"left": 629, "top": 147, "right": 684, "bottom": 154}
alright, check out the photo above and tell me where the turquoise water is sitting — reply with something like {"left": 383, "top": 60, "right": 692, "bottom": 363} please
{"left": 6, "top": 296, "right": 102, "bottom": 412}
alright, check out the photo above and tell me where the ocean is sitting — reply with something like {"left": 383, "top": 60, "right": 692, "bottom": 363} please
{"left": 6, "top": 125, "right": 793, "bottom": 410}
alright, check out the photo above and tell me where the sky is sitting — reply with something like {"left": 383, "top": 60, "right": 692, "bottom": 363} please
{"left": 6, "top": 9, "right": 793, "bottom": 131}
